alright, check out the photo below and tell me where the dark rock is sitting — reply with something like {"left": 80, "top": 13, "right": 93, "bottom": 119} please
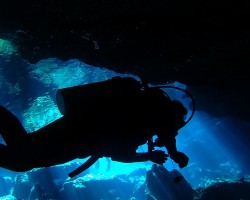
{"left": 0, "top": 0, "right": 249, "bottom": 122}
{"left": 195, "top": 180, "right": 250, "bottom": 200}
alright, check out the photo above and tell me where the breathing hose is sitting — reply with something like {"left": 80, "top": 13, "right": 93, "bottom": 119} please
{"left": 151, "top": 85, "right": 196, "bottom": 128}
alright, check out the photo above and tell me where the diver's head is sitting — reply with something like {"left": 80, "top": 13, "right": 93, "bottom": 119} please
{"left": 143, "top": 87, "right": 172, "bottom": 111}
{"left": 154, "top": 99, "right": 188, "bottom": 135}
{"left": 171, "top": 100, "right": 188, "bottom": 129}
{"left": 143, "top": 87, "right": 188, "bottom": 131}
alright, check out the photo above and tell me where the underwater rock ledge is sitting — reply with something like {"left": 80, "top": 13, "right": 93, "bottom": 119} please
{"left": 1, "top": 0, "right": 250, "bottom": 123}
{"left": 194, "top": 180, "right": 250, "bottom": 200}
{"left": 1, "top": 164, "right": 250, "bottom": 200}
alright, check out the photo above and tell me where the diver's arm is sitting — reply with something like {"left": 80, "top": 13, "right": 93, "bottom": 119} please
{"left": 156, "top": 133, "right": 189, "bottom": 168}
{"left": 111, "top": 150, "right": 168, "bottom": 164}
{"left": 162, "top": 137, "right": 179, "bottom": 156}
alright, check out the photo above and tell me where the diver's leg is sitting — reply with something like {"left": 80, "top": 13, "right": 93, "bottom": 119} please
{"left": 0, "top": 143, "right": 30, "bottom": 172}
{"left": 0, "top": 106, "right": 27, "bottom": 146}
{"left": 0, "top": 143, "right": 13, "bottom": 170}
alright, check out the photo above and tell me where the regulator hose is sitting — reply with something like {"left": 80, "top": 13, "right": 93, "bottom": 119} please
{"left": 151, "top": 85, "right": 196, "bottom": 128}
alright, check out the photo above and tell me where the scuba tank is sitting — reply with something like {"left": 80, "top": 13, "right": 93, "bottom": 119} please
{"left": 56, "top": 76, "right": 143, "bottom": 178}
{"left": 56, "top": 76, "right": 142, "bottom": 116}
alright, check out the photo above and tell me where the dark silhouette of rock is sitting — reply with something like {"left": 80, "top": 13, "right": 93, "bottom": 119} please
{"left": 0, "top": 0, "right": 249, "bottom": 122}
{"left": 195, "top": 180, "right": 250, "bottom": 200}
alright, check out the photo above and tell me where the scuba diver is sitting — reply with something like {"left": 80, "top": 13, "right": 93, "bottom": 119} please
{"left": 0, "top": 76, "right": 191, "bottom": 177}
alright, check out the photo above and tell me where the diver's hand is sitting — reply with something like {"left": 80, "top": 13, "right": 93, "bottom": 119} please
{"left": 172, "top": 152, "right": 189, "bottom": 168}
{"left": 149, "top": 150, "right": 169, "bottom": 165}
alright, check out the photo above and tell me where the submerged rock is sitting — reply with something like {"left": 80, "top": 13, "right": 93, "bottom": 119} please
{"left": 2, "top": 164, "right": 250, "bottom": 200}
{"left": 59, "top": 175, "right": 136, "bottom": 200}
{"left": 0, "top": 195, "right": 16, "bottom": 200}
{"left": 0, "top": 177, "right": 14, "bottom": 197}
{"left": 11, "top": 174, "right": 31, "bottom": 200}
{"left": 195, "top": 180, "right": 250, "bottom": 200}
{"left": 146, "top": 164, "right": 194, "bottom": 200}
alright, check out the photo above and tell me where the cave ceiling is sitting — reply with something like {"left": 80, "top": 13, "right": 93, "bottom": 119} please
{"left": 0, "top": 0, "right": 249, "bottom": 122}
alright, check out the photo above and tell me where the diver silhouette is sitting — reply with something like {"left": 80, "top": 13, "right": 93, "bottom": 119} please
{"left": 0, "top": 76, "right": 189, "bottom": 177}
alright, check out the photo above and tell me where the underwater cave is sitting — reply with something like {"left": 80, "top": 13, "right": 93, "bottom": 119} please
{"left": 0, "top": 0, "right": 250, "bottom": 199}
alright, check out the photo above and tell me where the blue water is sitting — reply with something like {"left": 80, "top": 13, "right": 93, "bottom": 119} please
{"left": 0, "top": 38, "right": 250, "bottom": 199}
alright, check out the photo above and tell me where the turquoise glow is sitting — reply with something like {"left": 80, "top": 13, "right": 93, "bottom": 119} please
{"left": 1, "top": 49, "right": 249, "bottom": 190}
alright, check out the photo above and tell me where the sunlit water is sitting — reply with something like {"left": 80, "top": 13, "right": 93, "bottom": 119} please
{"left": 0, "top": 38, "right": 249, "bottom": 197}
